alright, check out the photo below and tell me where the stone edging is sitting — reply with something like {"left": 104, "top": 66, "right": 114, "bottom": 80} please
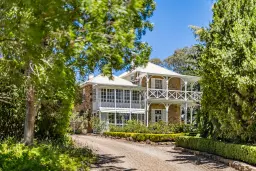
{"left": 174, "top": 146, "right": 256, "bottom": 171}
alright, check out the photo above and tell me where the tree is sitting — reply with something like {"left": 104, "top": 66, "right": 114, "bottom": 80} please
{"left": 163, "top": 45, "right": 202, "bottom": 76}
{"left": 149, "top": 58, "right": 164, "bottom": 66}
{"left": 193, "top": 0, "right": 256, "bottom": 142}
{"left": 0, "top": 0, "right": 155, "bottom": 144}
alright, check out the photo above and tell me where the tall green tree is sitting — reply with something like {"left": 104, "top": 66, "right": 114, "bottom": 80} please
{"left": 193, "top": 0, "right": 256, "bottom": 142}
{"left": 0, "top": 0, "right": 155, "bottom": 144}
{"left": 163, "top": 45, "right": 202, "bottom": 76}
{"left": 149, "top": 58, "right": 164, "bottom": 66}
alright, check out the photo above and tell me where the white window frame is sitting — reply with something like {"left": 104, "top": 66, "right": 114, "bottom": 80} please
{"left": 155, "top": 109, "right": 162, "bottom": 122}
{"left": 132, "top": 90, "right": 139, "bottom": 101}
{"left": 116, "top": 89, "right": 123, "bottom": 103}
{"left": 124, "top": 90, "right": 130, "bottom": 103}
{"left": 101, "top": 89, "right": 107, "bottom": 102}
{"left": 155, "top": 79, "right": 163, "bottom": 89}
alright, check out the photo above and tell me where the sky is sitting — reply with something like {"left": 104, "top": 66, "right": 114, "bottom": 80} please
{"left": 142, "top": 0, "right": 213, "bottom": 60}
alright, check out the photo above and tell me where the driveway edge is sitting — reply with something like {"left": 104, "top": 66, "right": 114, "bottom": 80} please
{"left": 174, "top": 146, "right": 256, "bottom": 171}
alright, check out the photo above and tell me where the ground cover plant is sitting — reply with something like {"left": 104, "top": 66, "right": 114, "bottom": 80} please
{"left": 0, "top": 138, "right": 95, "bottom": 171}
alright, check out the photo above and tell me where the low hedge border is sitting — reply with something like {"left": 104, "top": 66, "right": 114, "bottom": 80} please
{"left": 103, "top": 132, "right": 185, "bottom": 142}
{"left": 176, "top": 136, "right": 256, "bottom": 165}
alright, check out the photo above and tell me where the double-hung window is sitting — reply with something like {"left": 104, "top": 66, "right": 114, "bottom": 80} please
{"left": 155, "top": 79, "right": 163, "bottom": 89}
{"left": 116, "top": 89, "right": 123, "bottom": 103}
{"left": 124, "top": 90, "right": 130, "bottom": 103}
{"left": 101, "top": 89, "right": 106, "bottom": 102}
{"left": 132, "top": 90, "right": 139, "bottom": 101}
{"left": 155, "top": 110, "right": 162, "bottom": 122}
{"left": 107, "top": 89, "right": 114, "bottom": 102}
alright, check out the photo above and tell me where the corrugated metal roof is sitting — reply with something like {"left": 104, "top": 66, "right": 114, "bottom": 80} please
{"left": 84, "top": 74, "right": 137, "bottom": 87}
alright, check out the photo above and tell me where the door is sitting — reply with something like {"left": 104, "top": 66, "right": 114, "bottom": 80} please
{"left": 151, "top": 109, "right": 166, "bottom": 122}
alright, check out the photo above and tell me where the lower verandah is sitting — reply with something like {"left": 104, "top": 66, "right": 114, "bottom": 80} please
{"left": 98, "top": 105, "right": 198, "bottom": 128}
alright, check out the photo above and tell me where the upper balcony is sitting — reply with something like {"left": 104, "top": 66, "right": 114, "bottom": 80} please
{"left": 138, "top": 74, "right": 202, "bottom": 102}
{"left": 148, "top": 88, "right": 202, "bottom": 101}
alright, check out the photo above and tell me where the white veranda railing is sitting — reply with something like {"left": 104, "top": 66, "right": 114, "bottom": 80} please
{"left": 148, "top": 88, "right": 202, "bottom": 101}
{"left": 96, "top": 99, "right": 145, "bottom": 109}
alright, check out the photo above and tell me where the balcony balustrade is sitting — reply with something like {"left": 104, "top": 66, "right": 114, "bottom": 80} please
{"left": 94, "top": 98, "right": 145, "bottom": 109}
{"left": 148, "top": 88, "right": 202, "bottom": 101}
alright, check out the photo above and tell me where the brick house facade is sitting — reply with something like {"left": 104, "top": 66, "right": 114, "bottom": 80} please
{"left": 78, "top": 62, "right": 202, "bottom": 128}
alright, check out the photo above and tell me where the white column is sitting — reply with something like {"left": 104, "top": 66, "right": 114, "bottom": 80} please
{"left": 146, "top": 76, "right": 149, "bottom": 99}
{"left": 129, "top": 89, "right": 132, "bottom": 120}
{"left": 190, "top": 106, "right": 193, "bottom": 124}
{"left": 114, "top": 89, "right": 117, "bottom": 125}
{"left": 184, "top": 103, "right": 188, "bottom": 124}
{"left": 165, "top": 104, "right": 169, "bottom": 124}
{"left": 139, "top": 91, "right": 141, "bottom": 108}
{"left": 99, "top": 88, "right": 101, "bottom": 108}
{"left": 146, "top": 103, "right": 150, "bottom": 127}
{"left": 184, "top": 81, "right": 188, "bottom": 101}
{"left": 166, "top": 77, "right": 169, "bottom": 100}
{"left": 114, "top": 89, "right": 116, "bottom": 109}
{"left": 184, "top": 81, "right": 188, "bottom": 124}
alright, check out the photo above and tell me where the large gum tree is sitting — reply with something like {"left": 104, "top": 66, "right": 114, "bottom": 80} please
{"left": 0, "top": 0, "right": 155, "bottom": 145}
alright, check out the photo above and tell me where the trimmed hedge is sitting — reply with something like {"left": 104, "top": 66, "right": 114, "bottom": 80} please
{"left": 103, "top": 132, "right": 185, "bottom": 142}
{"left": 176, "top": 136, "right": 256, "bottom": 165}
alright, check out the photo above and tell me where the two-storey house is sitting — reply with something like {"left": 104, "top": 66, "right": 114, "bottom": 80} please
{"left": 78, "top": 62, "right": 201, "bottom": 128}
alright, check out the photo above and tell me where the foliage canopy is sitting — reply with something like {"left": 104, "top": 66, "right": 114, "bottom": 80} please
{"left": 194, "top": 0, "right": 256, "bottom": 143}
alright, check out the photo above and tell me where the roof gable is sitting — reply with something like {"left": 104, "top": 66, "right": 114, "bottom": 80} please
{"left": 119, "top": 62, "right": 181, "bottom": 78}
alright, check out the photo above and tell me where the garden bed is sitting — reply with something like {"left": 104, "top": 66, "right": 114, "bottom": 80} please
{"left": 0, "top": 139, "right": 95, "bottom": 171}
{"left": 176, "top": 136, "right": 256, "bottom": 165}
{"left": 103, "top": 132, "right": 185, "bottom": 142}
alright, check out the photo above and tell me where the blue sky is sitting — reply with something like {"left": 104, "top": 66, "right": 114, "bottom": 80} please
{"left": 143, "top": 0, "right": 213, "bottom": 60}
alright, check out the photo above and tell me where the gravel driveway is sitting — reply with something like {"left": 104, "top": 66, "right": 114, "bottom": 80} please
{"left": 72, "top": 135, "right": 236, "bottom": 171}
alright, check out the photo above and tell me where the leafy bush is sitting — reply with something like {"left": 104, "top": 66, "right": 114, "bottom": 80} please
{"left": 176, "top": 136, "right": 256, "bottom": 165}
{"left": 92, "top": 117, "right": 106, "bottom": 134}
{"left": 109, "top": 120, "right": 196, "bottom": 134}
{"left": 148, "top": 121, "right": 169, "bottom": 134}
{"left": 103, "top": 132, "right": 185, "bottom": 142}
{"left": 0, "top": 139, "right": 95, "bottom": 171}
{"left": 110, "top": 120, "right": 149, "bottom": 133}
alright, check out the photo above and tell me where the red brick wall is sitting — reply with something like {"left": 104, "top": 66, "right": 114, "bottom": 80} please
{"left": 75, "top": 85, "right": 93, "bottom": 113}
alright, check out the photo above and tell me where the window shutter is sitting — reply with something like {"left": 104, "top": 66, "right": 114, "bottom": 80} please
{"left": 151, "top": 78, "right": 155, "bottom": 89}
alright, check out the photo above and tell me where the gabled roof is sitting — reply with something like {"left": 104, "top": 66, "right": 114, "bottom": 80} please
{"left": 82, "top": 74, "right": 137, "bottom": 87}
{"left": 119, "top": 62, "right": 181, "bottom": 78}
{"left": 119, "top": 62, "right": 200, "bottom": 82}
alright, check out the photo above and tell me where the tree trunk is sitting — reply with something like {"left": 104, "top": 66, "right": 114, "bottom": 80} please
{"left": 24, "top": 62, "right": 36, "bottom": 145}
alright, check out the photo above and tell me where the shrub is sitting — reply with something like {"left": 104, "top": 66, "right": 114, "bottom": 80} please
{"left": 103, "top": 132, "right": 185, "bottom": 142}
{"left": 168, "top": 123, "right": 196, "bottom": 133}
{"left": 109, "top": 120, "right": 149, "bottom": 133}
{"left": 109, "top": 120, "right": 196, "bottom": 134}
{"left": 0, "top": 139, "right": 95, "bottom": 171}
{"left": 148, "top": 121, "right": 169, "bottom": 134}
{"left": 92, "top": 117, "right": 106, "bottom": 134}
{"left": 176, "top": 136, "right": 256, "bottom": 165}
